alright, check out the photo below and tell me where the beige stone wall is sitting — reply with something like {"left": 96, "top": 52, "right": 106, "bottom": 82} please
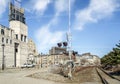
{"left": 9, "top": 21, "right": 28, "bottom": 67}
{"left": 49, "top": 47, "right": 66, "bottom": 55}
{"left": 9, "top": 21, "right": 28, "bottom": 41}
{"left": 79, "top": 53, "right": 101, "bottom": 66}
{"left": 20, "top": 42, "right": 28, "bottom": 66}
{"left": 28, "top": 39, "right": 38, "bottom": 56}
{"left": 0, "top": 3, "right": 33, "bottom": 68}
{"left": 0, "top": 25, "right": 15, "bottom": 68}
{"left": 37, "top": 54, "right": 70, "bottom": 68}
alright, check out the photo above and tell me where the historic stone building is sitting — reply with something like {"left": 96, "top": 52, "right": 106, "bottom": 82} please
{"left": 0, "top": 24, "right": 15, "bottom": 67}
{"left": 36, "top": 54, "right": 69, "bottom": 68}
{"left": 49, "top": 47, "right": 67, "bottom": 55}
{"left": 0, "top": 2, "right": 38, "bottom": 68}
{"left": 77, "top": 53, "right": 101, "bottom": 66}
{"left": 27, "top": 39, "right": 38, "bottom": 64}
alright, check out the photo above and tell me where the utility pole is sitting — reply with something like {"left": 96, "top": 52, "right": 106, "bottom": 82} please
{"left": 1, "top": 44, "right": 5, "bottom": 70}
{"left": 67, "top": 0, "right": 72, "bottom": 78}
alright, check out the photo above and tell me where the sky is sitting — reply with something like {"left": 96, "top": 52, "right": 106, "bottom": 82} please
{"left": 0, "top": 0, "right": 120, "bottom": 57}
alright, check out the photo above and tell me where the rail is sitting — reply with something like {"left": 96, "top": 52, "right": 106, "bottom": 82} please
{"left": 96, "top": 67, "right": 120, "bottom": 84}
{"left": 96, "top": 68, "right": 108, "bottom": 84}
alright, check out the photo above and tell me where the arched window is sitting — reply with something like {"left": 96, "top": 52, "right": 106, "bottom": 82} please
{"left": 1, "top": 29, "right": 4, "bottom": 35}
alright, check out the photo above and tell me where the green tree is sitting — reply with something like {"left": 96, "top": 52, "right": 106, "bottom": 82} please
{"left": 101, "top": 41, "right": 120, "bottom": 66}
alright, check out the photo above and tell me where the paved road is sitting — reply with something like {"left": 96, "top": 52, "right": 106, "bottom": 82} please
{"left": 0, "top": 68, "right": 68, "bottom": 84}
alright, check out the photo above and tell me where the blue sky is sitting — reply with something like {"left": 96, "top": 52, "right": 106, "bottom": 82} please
{"left": 0, "top": 0, "right": 120, "bottom": 57}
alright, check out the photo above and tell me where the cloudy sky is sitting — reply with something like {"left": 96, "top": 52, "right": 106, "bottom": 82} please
{"left": 0, "top": 0, "right": 120, "bottom": 57}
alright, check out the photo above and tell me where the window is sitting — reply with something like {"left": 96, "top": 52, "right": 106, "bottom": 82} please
{"left": 16, "top": 15, "right": 19, "bottom": 20}
{"left": 1, "top": 29, "right": 4, "bottom": 35}
{"left": 6, "top": 39, "right": 8, "bottom": 44}
{"left": 10, "top": 40, "right": 12, "bottom": 44}
{"left": 24, "top": 36, "right": 26, "bottom": 42}
{"left": 16, "top": 34, "right": 18, "bottom": 39}
{"left": 21, "top": 34, "right": 23, "bottom": 41}
{"left": 2, "top": 37, "right": 4, "bottom": 43}
{"left": 15, "top": 49, "right": 18, "bottom": 52}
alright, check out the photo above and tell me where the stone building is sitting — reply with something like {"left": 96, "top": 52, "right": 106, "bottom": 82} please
{"left": 0, "top": 2, "right": 37, "bottom": 68}
{"left": 0, "top": 25, "right": 15, "bottom": 67}
{"left": 77, "top": 53, "right": 101, "bottom": 66}
{"left": 49, "top": 47, "right": 67, "bottom": 55}
{"left": 27, "top": 39, "right": 38, "bottom": 64}
{"left": 9, "top": 3, "right": 28, "bottom": 67}
{"left": 36, "top": 54, "right": 69, "bottom": 68}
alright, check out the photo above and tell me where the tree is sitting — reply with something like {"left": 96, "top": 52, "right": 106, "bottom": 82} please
{"left": 101, "top": 41, "right": 120, "bottom": 66}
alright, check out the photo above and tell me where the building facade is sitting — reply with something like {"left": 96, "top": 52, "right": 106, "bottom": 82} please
{"left": 27, "top": 39, "right": 38, "bottom": 64}
{"left": 36, "top": 54, "right": 69, "bottom": 68}
{"left": 0, "top": 25, "right": 15, "bottom": 67}
{"left": 0, "top": 2, "right": 37, "bottom": 68}
{"left": 77, "top": 53, "right": 101, "bottom": 66}
{"left": 49, "top": 47, "right": 67, "bottom": 55}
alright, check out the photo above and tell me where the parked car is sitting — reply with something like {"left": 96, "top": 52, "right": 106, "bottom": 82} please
{"left": 21, "top": 63, "right": 35, "bottom": 68}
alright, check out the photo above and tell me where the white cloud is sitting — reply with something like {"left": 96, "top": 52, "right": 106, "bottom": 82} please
{"left": 49, "top": 0, "right": 75, "bottom": 26}
{"left": 34, "top": 0, "right": 75, "bottom": 53}
{"left": 55, "top": 0, "right": 68, "bottom": 14}
{"left": 74, "top": 0, "right": 120, "bottom": 30}
{"left": 26, "top": 0, "right": 52, "bottom": 15}
{"left": 35, "top": 26, "right": 65, "bottom": 53}
{"left": 0, "top": 0, "right": 9, "bottom": 18}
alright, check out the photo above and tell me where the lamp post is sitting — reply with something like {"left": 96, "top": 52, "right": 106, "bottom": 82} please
{"left": 1, "top": 44, "right": 5, "bottom": 70}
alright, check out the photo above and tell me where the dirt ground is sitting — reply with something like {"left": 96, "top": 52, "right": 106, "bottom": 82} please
{"left": 28, "top": 67, "right": 102, "bottom": 84}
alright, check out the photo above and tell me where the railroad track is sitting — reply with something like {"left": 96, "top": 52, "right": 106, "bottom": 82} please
{"left": 96, "top": 68, "right": 120, "bottom": 84}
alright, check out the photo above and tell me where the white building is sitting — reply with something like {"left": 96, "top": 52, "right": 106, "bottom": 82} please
{"left": 0, "top": 25, "right": 15, "bottom": 67}
{"left": 0, "top": 2, "right": 37, "bottom": 68}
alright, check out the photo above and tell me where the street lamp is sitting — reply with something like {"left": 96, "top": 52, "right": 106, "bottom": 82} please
{"left": 1, "top": 44, "right": 5, "bottom": 70}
